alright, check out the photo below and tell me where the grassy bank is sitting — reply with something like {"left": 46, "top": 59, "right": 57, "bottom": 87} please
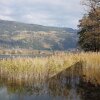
{"left": 0, "top": 52, "right": 100, "bottom": 85}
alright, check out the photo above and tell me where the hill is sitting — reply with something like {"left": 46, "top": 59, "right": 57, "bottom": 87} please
{"left": 0, "top": 19, "right": 78, "bottom": 50}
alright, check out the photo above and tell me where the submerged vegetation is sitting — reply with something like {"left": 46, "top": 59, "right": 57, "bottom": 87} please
{"left": 0, "top": 52, "right": 100, "bottom": 85}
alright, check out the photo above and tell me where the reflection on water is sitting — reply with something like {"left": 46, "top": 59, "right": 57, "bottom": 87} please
{"left": 47, "top": 62, "right": 82, "bottom": 100}
{"left": 0, "top": 62, "right": 100, "bottom": 100}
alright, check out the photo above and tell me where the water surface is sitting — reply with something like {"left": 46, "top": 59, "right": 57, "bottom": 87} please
{"left": 0, "top": 54, "right": 50, "bottom": 59}
{"left": 0, "top": 62, "right": 100, "bottom": 100}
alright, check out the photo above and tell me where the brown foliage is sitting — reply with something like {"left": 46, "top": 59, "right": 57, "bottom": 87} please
{"left": 78, "top": 0, "right": 100, "bottom": 51}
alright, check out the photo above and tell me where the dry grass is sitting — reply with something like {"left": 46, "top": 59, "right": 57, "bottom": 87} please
{"left": 79, "top": 52, "right": 100, "bottom": 85}
{"left": 0, "top": 52, "right": 100, "bottom": 85}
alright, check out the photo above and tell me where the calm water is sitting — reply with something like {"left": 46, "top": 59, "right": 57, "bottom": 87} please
{"left": 0, "top": 54, "right": 50, "bottom": 59}
{"left": 0, "top": 60, "right": 100, "bottom": 100}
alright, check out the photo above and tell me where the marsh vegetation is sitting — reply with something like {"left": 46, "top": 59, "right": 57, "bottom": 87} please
{"left": 0, "top": 52, "right": 100, "bottom": 85}
{"left": 0, "top": 52, "right": 100, "bottom": 100}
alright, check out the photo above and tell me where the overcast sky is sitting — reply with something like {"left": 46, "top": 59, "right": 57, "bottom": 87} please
{"left": 0, "top": 0, "right": 84, "bottom": 29}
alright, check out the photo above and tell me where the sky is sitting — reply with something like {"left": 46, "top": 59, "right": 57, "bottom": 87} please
{"left": 0, "top": 0, "right": 85, "bottom": 29}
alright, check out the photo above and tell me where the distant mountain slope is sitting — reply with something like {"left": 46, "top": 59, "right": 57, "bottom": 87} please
{"left": 0, "top": 19, "right": 78, "bottom": 50}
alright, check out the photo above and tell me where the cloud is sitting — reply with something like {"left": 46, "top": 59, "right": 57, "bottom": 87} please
{"left": 0, "top": 15, "right": 13, "bottom": 20}
{"left": 0, "top": 0, "right": 84, "bottom": 29}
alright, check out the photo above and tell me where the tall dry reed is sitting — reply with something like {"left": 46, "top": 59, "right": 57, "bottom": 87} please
{"left": 0, "top": 52, "right": 99, "bottom": 85}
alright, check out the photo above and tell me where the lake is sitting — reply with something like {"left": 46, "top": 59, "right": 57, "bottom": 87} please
{"left": 0, "top": 63, "right": 100, "bottom": 100}
{"left": 0, "top": 54, "right": 51, "bottom": 59}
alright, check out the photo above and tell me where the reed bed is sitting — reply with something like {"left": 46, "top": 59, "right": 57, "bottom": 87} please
{"left": 0, "top": 52, "right": 100, "bottom": 85}
{"left": 0, "top": 53, "right": 80, "bottom": 82}
{"left": 79, "top": 52, "right": 100, "bottom": 85}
